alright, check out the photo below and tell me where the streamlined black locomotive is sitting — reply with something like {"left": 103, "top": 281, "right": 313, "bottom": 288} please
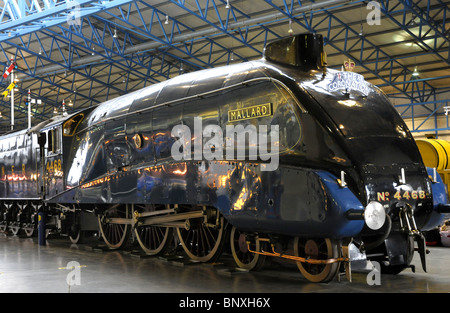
{"left": 1, "top": 33, "right": 448, "bottom": 283}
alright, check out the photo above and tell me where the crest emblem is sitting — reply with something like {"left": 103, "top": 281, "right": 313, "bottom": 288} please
{"left": 344, "top": 59, "right": 355, "bottom": 72}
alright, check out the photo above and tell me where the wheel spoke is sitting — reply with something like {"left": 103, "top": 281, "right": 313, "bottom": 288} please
{"left": 230, "top": 227, "right": 266, "bottom": 271}
{"left": 294, "top": 238, "right": 340, "bottom": 283}
{"left": 135, "top": 205, "right": 173, "bottom": 255}
{"left": 98, "top": 205, "right": 131, "bottom": 249}
{"left": 176, "top": 208, "right": 226, "bottom": 263}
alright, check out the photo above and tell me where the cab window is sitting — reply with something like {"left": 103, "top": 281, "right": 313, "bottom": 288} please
{"left": 48, "top": 128, "right": 61, "bottom": 154}
{"left": 63, "top": 114, "right": 84, "bottom": 136}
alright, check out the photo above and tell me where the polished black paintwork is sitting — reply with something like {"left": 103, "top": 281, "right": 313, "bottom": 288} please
{"left": 0, "top": 130, "right": 40, "bottom": 200}
{"left": 0, "top": 34, "right": 446, "bottom": 246}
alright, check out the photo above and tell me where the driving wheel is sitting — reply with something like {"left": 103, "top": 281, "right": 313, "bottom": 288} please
{"left": 98, "top": 204, "right": 132, "bottom": 249}
{"left": 135, "top": 204, "right": 174, "bottom": 255}
{"left": 294, "top": 237, "right": 340, "bottom": 283}
{"left": 176, "top": 207, "right": 226, "bottom": 262}
{"left": 230, "top": 226, "right": 266, "bottom": 270}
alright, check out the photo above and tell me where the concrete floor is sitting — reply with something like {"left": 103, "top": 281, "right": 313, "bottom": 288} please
{"left": 0, "top": 233, "right": 449, "bottom": 294}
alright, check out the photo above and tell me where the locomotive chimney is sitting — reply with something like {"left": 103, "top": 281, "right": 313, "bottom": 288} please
{"left": 264, "top": 33, "right": 326, "bottom": 72}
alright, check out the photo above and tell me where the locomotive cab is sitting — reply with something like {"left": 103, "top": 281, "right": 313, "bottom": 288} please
{"left": 37, "top": 111, "right": 86, "bottom": 199}
{"left": 39, "top": 122, "right": 64, "bottom": 198}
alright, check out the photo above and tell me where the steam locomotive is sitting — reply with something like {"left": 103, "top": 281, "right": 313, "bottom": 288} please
{"left": 0, "top": 33, "right": 448, "bottom": 283}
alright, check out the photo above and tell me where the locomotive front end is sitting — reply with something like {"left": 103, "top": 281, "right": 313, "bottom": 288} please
{"left": 264, "top": 33, "right": 449, "bottom": 275}
{"left": 292, "top": 37, "right": 449, "bottom": 274}
{"left": 306, "top": 70, "right": 450, "bottom": 273}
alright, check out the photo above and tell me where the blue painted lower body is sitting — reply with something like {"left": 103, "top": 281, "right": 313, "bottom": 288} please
{"left": 61, "top": 161, "right": 365, "bottom": 239}
{"left": 222, "top": 165, "right": 365, "bottom": 238}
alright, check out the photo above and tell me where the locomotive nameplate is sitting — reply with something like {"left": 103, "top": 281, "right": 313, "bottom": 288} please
{"left": 228, "top": 103, "right": 273, "bottom": 123}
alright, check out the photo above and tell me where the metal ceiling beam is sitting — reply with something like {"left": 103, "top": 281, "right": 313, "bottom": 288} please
{"left": 0, "top": 0, "right": 253, "bottom": 120}
{"left": 262, "top": 0, "right": 444, "bottom": 103}
{"left": 0, "top": 0, "right": 137, "bottom": 41}
{"left": 378, "top": 0, "right": 449, "bottom": 66}
{"left": 11, "top": 0, "right": 252, "bottom": 81}
{"left": 395, "top": 99, "right": 450, "bottom": 135}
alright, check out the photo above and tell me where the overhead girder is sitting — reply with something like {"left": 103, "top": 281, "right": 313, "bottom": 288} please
{"left": 97, "top": 1, "right": 246, "bottom": 69}
{"left": 262, "top": 0, "right": 445, "bottom": 102}
{"left": 0, "top": 0, "right": 253, "bottom": 126}
{"left": 396, "top": 98, "right": 450, "bottom": 134}
{"left": 0, "top": 0, "right": 137, "bottom": 41}
{"left": 378, "top": 0, "right": 449, "bottom": 66}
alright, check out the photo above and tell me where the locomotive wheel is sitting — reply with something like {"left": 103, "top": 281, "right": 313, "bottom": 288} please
{"left": 98, "top": 204, "right": 132, "bottom": 250}
{"left": 9, "top": 204, "right": 23, "bottom": 236}
{"left": 23, "top": 204, "right": 37, "bottom": 238}
{"left": 176, "top": 207, "right": 226, "bottom": 263}
{"left": 135, "top": 204, "right": 174, "bottom": 255}
{"left": 9, "top": 224, "right": 22, "bottom": 236}
{"left": 0, "top": 203, "right": 6, "bottom": 232}
{"left": 69, "top": 227, "right": 85, "bottom": 244}
{"left": 23, "top": 225, "right": 35, "bottom": 237}
{"left": 294, "top": 237, "right": 340, "bottom": 283}
{"left": 230, "top": 226, "right": 266, "bottom": 271}
{"left": 9, "top": 207, "right": 21, "bottom": 236}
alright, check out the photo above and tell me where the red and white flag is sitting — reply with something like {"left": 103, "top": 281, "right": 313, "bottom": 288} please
{"left": 3, "top": 62, "right": 16, "bottom": 79}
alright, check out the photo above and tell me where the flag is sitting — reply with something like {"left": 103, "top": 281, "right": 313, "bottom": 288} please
{"left": 1, "top": 81, "right": 16, "bottom": 98}
{"left": 2, "top": 62, "right": 16, "bottom": 79}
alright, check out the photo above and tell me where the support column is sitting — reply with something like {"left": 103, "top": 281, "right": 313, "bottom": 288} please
{"left": 38, "top": 211, "right": 46, "bottom": 246}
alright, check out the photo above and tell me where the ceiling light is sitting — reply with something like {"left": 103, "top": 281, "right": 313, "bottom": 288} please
{"left": 113, "top": 28, "right": 118, "bottom": 38}
{"left": 412, "top": 66, "right": 419, "bottom": 76}
{"left": 288, "top": 19, "right": 293, "bottom": 36}
{"left": 226, "top": 0, "right": 230, "bottom": 9}
{"left": 165, "top": 15, "right": 169, "bottom": 25}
